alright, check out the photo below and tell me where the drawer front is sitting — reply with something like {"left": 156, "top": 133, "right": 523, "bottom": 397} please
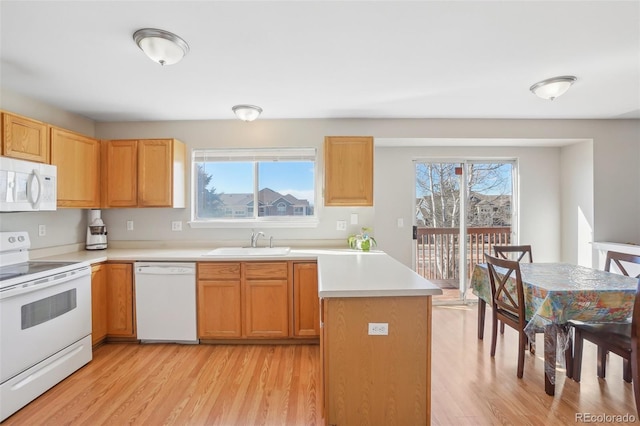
{"left": 244, "top": 262, "right": 288, "bottom": 279}
{"left": 198, "top": 263, "right": 241, "bottom": 280}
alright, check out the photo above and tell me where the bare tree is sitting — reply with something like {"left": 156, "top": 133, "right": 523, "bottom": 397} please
{"left": 416, "top": 162, "right": 512, "bottom": 280}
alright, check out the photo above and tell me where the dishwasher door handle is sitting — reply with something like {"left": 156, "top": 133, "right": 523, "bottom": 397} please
{"left": 135, "top": 266, "right": 195, "bottom": 275}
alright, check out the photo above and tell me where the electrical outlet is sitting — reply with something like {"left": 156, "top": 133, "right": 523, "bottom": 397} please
{"left": 127, "top": 220, "right": 134, "bottom": 231}
{"left": 336, "top": 220, "right": 347, "bottom": 231}
{"left": 171, "top": 221, "right": 182, "bottom": 231}
{"left": 38, "top": 224, "right": 46, "bottom": 237}
{"left": 368, "top": 323, "right": 389, "bottom": 335}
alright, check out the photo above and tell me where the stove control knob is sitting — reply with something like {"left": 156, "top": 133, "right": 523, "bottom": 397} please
{"left": 8, "top": 237, "right": 16, "bottom": 243}
{"left": 17, "top": 235, "right": 25, "bottom": 242}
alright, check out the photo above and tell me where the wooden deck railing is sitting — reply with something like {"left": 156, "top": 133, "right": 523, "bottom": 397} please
{"left": 415, "top": 226, "right": 511, "bottom": 280}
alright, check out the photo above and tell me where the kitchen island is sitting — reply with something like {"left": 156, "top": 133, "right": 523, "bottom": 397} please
{"left": 34, "top": 246, "right": 441, "bottom": 425}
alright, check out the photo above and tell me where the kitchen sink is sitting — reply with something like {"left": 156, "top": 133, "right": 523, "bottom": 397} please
{"left": 202, "top": 247, "right": 291, "bottom": 257}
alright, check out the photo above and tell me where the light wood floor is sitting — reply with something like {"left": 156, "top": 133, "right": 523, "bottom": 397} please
{"left": 4, "top": 304, "right": 639, "bottom": 425}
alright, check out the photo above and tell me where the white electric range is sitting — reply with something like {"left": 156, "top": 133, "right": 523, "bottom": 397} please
{"left": 0, "top": 231, "right": 92, "bottom": 422}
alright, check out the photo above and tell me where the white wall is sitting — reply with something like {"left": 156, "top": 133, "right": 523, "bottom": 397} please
{"left": 1, "top": 89, "right": 95, "bottom": 136}
{"left": 374, "top": 145, "right": 561, "bottom": 267}
{"left": 560, "top": 140, "right": 594, "bottom": 266}
{"left": 1, "top": 91, "right": 639, "bottom": 258}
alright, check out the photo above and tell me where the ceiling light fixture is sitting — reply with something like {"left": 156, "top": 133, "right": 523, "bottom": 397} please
{"left": 232, "top": 105, "right": 263, "bottom": 122}
{"left": 133, "top": 28, "right": 189, "bottom": 66}
{"left": 529, "top": 76, "right": 577, "bottom": 100}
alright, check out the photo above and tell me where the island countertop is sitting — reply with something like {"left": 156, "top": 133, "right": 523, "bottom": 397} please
{"left": 33, "top": 247, "right": 442, "bottom": 298}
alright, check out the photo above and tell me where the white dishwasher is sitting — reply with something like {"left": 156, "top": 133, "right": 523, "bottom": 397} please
{"left": 134, "top": 262, "right": 198, "bottom": 344}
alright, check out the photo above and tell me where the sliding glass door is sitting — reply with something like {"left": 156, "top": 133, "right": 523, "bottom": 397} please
{"left": 414, "top": 160, "right": 515, "bottom": 303}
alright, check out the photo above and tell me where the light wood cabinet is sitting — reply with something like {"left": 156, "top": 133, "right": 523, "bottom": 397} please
{"left": 50, "top": 127, "right": 101, "bottom": 208}
{"left": 321, "top": 296, "right": 432, "bottom": 425}
{"left": 293, "top": 262, "right": 319, "bottom": 337}
{"left": 1, "top": 111, "right": 49, "bottom": 163}
{"left": 91, "top": 263, "right": 108, "bottom": 346}
{"left": 197, "top": 261, "right": 290, "bottom": 339}
{"left": 103, "top": 138, "right": 186, "bottom": 208}
{"left": 106, "top": 263, "right": 135, "bottom": 337}
{"left": 103, "top": 140, "right": 138, "bottom": 207}
{"left": 324, "top": 136, "right": 374, "bottom": 206}
{"left": 244, "top": 262, "right": 289, "bottom": 338}
{"left": 197, "top": 263, "right": 242, "bottom": 338}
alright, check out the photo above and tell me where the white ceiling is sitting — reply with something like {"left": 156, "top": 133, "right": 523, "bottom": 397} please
{"left": 1, "top": 1, "right": 639, "bottom": 122}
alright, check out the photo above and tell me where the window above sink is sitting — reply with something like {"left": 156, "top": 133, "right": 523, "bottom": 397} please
{"left": 191, "top": 148, "right": 318, "bottom": 228}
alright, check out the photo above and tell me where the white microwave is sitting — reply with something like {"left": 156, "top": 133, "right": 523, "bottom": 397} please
{"left": 0, "top": 156, "right": 57, "bottom": 212}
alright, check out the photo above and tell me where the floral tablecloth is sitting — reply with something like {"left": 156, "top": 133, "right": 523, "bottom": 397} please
{"left": 471, "top": 262, "right": 638, "bottom": 392}
{"left": 470, "top": 262, "right": 638, "bottom": 331}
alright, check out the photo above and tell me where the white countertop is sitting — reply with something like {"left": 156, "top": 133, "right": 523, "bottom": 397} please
{"left": 34, "top": 247, "right": 442, "bottom": 298}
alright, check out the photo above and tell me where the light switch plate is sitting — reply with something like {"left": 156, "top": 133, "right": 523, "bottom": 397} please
{"left": 126, "top": 220, "right": 134, "bottom": 231}
{"left": 350, "top": 213, "right": 359, "bottom": 225}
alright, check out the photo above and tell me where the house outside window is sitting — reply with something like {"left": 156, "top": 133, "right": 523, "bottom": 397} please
{"left": 192, "top": 148, "right": 317, "bottom": 226}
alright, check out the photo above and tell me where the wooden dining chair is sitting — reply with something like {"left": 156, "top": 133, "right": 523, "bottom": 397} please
{"left": 605, "top": 251, "right": 640, "bottom": 278}
{"left": 478, "top": 245, "right": 533, "bottom": 340}
{"left": 493, "top": 245, "right": 533, "bottom": 263}
{"left": 571, "top": 252, "right": 640, "bottom": 383}
{"left": 485, "top": 253, "right": 540, "bottom": 378}
{"left": 571, "top": 279, "right": 640, "bottom": 414}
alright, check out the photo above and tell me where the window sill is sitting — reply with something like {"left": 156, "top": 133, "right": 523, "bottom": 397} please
{"left": 188, "top": 218, "right": 320, "bottom": 229}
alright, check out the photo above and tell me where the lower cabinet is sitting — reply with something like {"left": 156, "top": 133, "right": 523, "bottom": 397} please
{"left": 197, "top": 261, "right": 303, "bottom": 340}
{"left": 105, "top": 263, "right": 136, "bottom": 338}
{"left": 293, "top": 262, "right": 320, "bottom": 337}
{"left": 197, "top": 263, "right": 242, "bottom": 338}
{"left": 91, "top": 263, "right": 108, "bottom": 345}
{"left": 244, "top": 262, "right": 289, "bottom": 338}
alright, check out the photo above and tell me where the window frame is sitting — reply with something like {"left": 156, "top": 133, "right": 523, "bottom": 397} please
{"left": 189, "top": 147, "right": 319, "bottom": 228}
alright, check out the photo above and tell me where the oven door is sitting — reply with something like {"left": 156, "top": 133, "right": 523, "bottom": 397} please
{"left": 0, "top": 266, "right": 91, "bottom": 383}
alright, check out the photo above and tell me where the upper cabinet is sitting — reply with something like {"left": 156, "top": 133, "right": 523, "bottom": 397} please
{"left": 324, "top": 136, "right": 373, "bottom": 206}
{"left": 50, "top": 127, "right": 101, "bottom": 208}
{"left": 1, "top": 111, "right": 49, "bottom": 163}
{"left": 103, "top": 140, "right": 138, "bottom": 207}
{"left": 103, "top": 139, "right": 186, "bottom": 208}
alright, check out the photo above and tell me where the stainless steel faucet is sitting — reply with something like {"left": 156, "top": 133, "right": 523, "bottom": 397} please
{"left": 250, "top": 231, "right": 265, "bottom": 248}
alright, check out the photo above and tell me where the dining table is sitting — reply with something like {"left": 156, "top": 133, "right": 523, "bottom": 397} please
{"left": 470, "top": 262, "right": 638, "bottom": 396}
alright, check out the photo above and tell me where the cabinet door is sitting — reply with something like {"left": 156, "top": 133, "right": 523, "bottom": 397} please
{"left": 293, "top": 262, "right": 319, "bottom": 337}
{"left": 324, "top": 136, "right": 373, "bottom": 206}
{"left": 91, "top": 264, "right": 108, "bottom": 345}
{"left": 106, "top": 263, "right": 135, "bottom": 337}
{"left": 243, "top": 279, "right": 289, "bottom": 337}
{"left": 138, "top": 139, "right": 173, "bottom": 207}
{"left": 198, "top": 280, "right": 242, "bottom": 338}
{"left": 104, "top": 140, "right": 138, "bottom": 207}
{"left": 197, "top": 263, "right": 242, "bottom": 338}
{"left": 1, "top": 112, "right": 49, "bottom": 163}
{"left": 243, "top": 261, "right": 289, "bottom": 338}
{"left": 50, "top": 127, "right": 101, "bottom": 208}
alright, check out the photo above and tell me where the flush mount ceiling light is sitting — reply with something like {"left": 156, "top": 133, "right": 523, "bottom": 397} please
{"left": 133, "top": 28, "right": 189, "bottom": 66}
{"left": 529, "top": 76, "right": 577, "bottom": 100}
{"left": 232, "top": 105, "right": 263, "bottom": 122}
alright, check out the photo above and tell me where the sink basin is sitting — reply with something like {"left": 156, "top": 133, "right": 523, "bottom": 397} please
{"left": 203, "top": 247, "right": 291, "bottom": 257}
